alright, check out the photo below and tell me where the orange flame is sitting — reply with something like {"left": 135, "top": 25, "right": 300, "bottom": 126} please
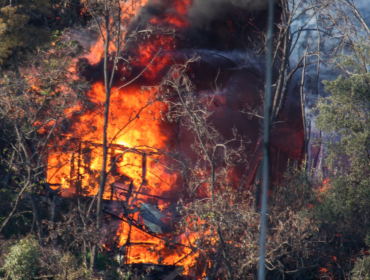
{"left": 46, "top": 0, "right": 203, "bottom": 276}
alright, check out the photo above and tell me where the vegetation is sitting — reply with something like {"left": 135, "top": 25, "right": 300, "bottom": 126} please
{"left": 1, "top": 0, "right": 370, "bottom": 279}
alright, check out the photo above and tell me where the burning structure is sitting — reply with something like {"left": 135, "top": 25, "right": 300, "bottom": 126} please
{"left": 4, "top": 0, "right": 370, "bottom": 279}
{"left": 44, "top": 0, "right": 305, "bottom": 277}
{"left": 1, "top": 0, "right": 304, "bottom": 278}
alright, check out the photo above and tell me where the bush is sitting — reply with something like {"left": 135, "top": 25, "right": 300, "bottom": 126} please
{"left": 0, "top": 236, "right": 93, "bottom": 280}
{"left": 352, "top": 256, "right": 370, "bottom": 280}
{"left": 53, "top": 252, "right": 91, "bottom": 280}
{"left": 1, "top": 236, "right": 40, "bottom": 280}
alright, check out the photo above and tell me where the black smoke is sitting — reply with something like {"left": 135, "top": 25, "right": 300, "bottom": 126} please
{"left": 188, "top": 0, "right": 269, "bottom": 29}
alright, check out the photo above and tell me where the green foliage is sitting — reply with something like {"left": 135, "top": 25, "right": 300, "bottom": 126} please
{"left": 0, "top": 237, "right": 94, "bottom": 280}
{"left": 86, "top": 252, "right": 115, "bottom": 271}
{"left": 314, "top": 43, "right": 370, "bottom": 233}
{"left": 273, "top": 161, "right": 313, "bottom": 212}
{"left": 313, "top": 176, "right": 370, "bottom": 231}
{"left": 0, "top": 1, "right": 51, "bottom": 64}
{"left": 0, "top": 6, "right": 28, "bottom": 63}
{"left": 47, "top": 252, "right": 91, "bottom": 280}
{"left": 352, "top": 256, "right": 370, "bottom": 280}
{"left": 1, "top": 236, "right": 40, "bottom": 280}
{"left": 96, "top": 253, "right": 116, "bottom": 271}
{"left": 315, "top": 43, "right": 370, "bottom": 177}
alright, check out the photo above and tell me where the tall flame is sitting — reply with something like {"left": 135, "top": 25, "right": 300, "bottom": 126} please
{"left": 47, "top": 0, "right": 200, "bottom": 276}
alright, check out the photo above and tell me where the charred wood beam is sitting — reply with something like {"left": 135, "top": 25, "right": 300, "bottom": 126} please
{"left": 125, "top": 242, "right": 160, "bottom": 246}
{"left": 66, "top": 137, "right": 159, "bottom": 156}
{"left": 103, "top": 209, "right": 159, "bottom": 239}
{"left": 70, "top": 152, "right": 75, "bottom": 190}
{"left": 125, "top": 181, "right": 133, "bottom": 204}
{"left": 103, "top": 209, "right": 157, "bottom": 236}
{"left": 142, "top": 153, "right": 147, "bottom": 183}
{"left": 114, "top": 185, "right": 173, "bottom": 201}
{"left": 102, "top": 209, "right": 191, "bottom": 249}
{"left": 237, "top": 136, "right": 263, "bottom": 193}
{"left": 77, "top": 142, "right": 82, "bottom": 195}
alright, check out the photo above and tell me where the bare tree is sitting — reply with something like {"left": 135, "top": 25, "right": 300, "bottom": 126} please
{"left": 0, "top": 37, "right": 88, "bottom": 240}
{"left": 82, "top": 0, "right": 176, "bottom": 269}
{"left": 158, "top": 57, "right": 319, "bottom": 279}
{"left": 236, "top": 0, "right": 337, "bottom": 190}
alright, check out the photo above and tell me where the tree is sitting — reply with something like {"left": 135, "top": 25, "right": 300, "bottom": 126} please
{"left": 82, "top": 0, "right": 170, "bottom": 269}
{"left": 1, "top": 236, "right": 40, "bottom": 280}
{"left": 3, "top": 0, "right": 370, "bottom": 278}
{"left": 314, "top": 43, "right": 370, "bottom": 234}
{"left": 0, "top": 33, "right": 88, "bottom": 240}
{"left": 240, "top": 0, "right": 328, "bottom": 187}
{"left": 0, "top": 0, "right": 51, "bottom": 70}
{"left": 83, "top": 0, "right": 143, "bottom": 229}
{"left": 310, "top": 0, "right": 370, "bottom": 226}
{"left": 159, "top": 58, "right": 320, "bottom": 279}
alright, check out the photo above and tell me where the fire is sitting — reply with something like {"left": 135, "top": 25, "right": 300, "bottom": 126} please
{"left": 317, "top": 178, "right": 331, "bottom": 201}
{"left": 85, "top": 0, "right": 150, "bottom": 65}
{"left": 46, "top": 0, "right": 202, "bottom": 275}
{"left": 149, "top": 0, "right": 190, "bottom": 28}
{"left": 48, "top": 81, "right": 175, "bottom": 198}
{"left": 115, "top": 221, "right": 199, "bottom": 274}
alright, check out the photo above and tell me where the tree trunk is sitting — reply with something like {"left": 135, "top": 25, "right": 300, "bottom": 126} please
{"left": 93, "top": 1, "right": 111, "bottom": 270}
{"left": 29, "top": 194, "right": 44, "bottom": 246}
{"left": 0, "top": 182, "right": 29, "bottom": 234}
{"left": 90, "top": 243, "right": 96, "bottom": 271}
{"left": 96, "top": 0, "right": 111, "bottom": 231}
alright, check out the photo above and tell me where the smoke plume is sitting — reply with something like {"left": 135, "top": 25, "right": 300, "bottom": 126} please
{"left": 188, "top": 0, "right": 269, "bottom": 29}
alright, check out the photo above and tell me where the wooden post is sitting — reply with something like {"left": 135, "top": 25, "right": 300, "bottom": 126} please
{"left": 110, "top": 183, "right": 114, "bottom": 201}
{"left": 142, "top": 153, "right": 147, "bottom": 183}
{"left": 70, "top": 152, "right": 75, "bottom": 191}
{"left": 77, "top": 142, "right": 82, "bottom": 196}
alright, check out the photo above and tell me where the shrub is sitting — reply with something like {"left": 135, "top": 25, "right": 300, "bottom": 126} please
{"left": 53, "top": 252, "right": 91, "bottom": 280}
{"left": 1, "top": 236, "right": 40, "bottom": 280}
{"left": 352, "top": 256, "right": 370, "bottom": 280}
